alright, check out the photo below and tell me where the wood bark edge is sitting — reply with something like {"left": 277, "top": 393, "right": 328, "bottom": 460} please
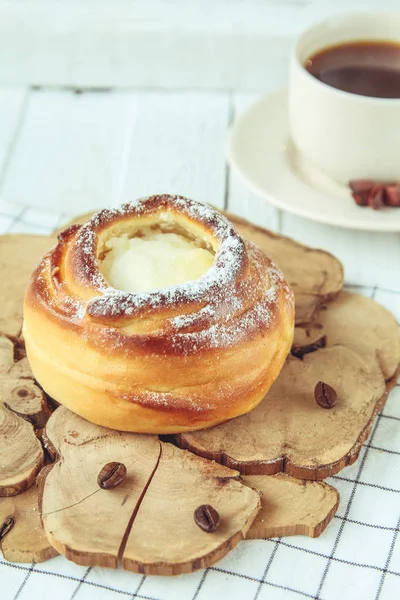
{"left": 175, "top": 388, "right": 386, "bottom": 479}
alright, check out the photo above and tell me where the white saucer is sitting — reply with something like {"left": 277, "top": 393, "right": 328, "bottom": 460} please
{"left": 228, "top": 88, "right": 400, "bottom": 232}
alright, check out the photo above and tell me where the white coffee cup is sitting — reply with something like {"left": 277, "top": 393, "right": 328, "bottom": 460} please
{"left": 289, "top": 12, "right": 400, "bottom": 184}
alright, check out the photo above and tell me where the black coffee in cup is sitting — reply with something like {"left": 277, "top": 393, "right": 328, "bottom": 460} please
{"left": 305, "top": 41, "right": 400, "bottom": 98}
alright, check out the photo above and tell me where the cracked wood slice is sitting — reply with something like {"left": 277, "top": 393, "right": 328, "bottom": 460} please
{"left": 293, "top": 291, "right": 400, "bottom": 385}
{"left": 0, "top": 485, "right": 57, "bottom": 563}
{"left": 122, "top": 442, "right": 261, "bottom": 575}
{"left": 0, "top": 234, "right": 57, "bottom": 337}
{"left": 176, "top": 345, "right": 387, "bottom": 480}
{"left": 244, "top": 474, "right": 339, "bottom": 539}
{"left": 0, "top": 336, "right": 45, "bottom": 497}
{"left": 40, "top": 407, "right": 261, "bottom": 574}
{"left": 57, "top": 210, "right": 344, "bottom": 326}
{"left": 40, "top": 407, "right": 161, "bottom": 569}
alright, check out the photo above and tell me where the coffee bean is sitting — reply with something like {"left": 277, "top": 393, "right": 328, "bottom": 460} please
{"left": 194, "top": 504, "right": 220, "bottom": 533}
{"left": 315, "top": 381, "right": 337, "bottom": 409}
{"left": 0, "top": 516, "right": 15, "bottom": 541}
{"left": 97, "top": 462, "right": 127, "bottom": 490}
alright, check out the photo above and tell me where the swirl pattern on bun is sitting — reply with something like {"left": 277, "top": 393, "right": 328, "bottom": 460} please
{"left": 23, "top": 195, "right": 294, "bottom": 433}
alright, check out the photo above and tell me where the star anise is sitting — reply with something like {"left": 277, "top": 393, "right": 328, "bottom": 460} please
{"left": 349, "top": 180, "right": 400, "bottom": 210}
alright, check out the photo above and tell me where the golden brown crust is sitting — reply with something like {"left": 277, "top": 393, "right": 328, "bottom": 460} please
{"left": 23, "top": 195, "right": 294, "bottom": 433}
{"left": 56, "top": 208, "right": 345, "bottom": 327}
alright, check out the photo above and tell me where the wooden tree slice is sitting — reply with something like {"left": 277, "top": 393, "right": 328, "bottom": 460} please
{"left": 244, "top": 474, "right": 339, "bottom": 540}
{"left": 57, "top": 210, "right": 344, "bottom": 326}
{"left": 0, "top": 335, "right": 55, "bottom": 560}
{"left": 9, "top": 356, "right": 34, "bottom": 380}
{"left": 40, "top": 407, "right": 262, "bottom": 574}
{"left": 122, "top": 442, "right": 261, "bottom": 575}
{"left": 294, "top": 291, "right": 400, "bottom": 385}
{"left": 40, "top": 407, "right": 162, "bottom": 569}
{"left": 0, "top": 234, "right": 57, "bottom": 338}
{"left": 0, "top": 335, "right": 46, "bottom": 497}
{"left": 1, "top": 410, "right": 339, "bottom": 566}
{"left": 0, "top": 400, "right": 44, "bottom": 498}
{"left": 0, "top": 401, "right": 43, "bottom": 497}
{"left": 3, "top": 464, "right": 340, "bottom": 565}
{"left": 3, "top": 380, "right": 51, "bottom": 429}
{"left": 176, "top": 346, "right": 387, "bottom": 479}
{"left": 0, "top": 485, "right": 57, "bottom": 563}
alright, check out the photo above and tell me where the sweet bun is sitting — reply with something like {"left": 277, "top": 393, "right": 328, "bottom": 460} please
{"left": 23, "top": 195, "right": 294, "bottom": 433}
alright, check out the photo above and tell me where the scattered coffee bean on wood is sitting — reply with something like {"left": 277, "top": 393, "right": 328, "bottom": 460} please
{"left": 194, "top": 504, "right": 220, "bottom": 533}
{"left": 0, "top": 516, "right": 15, "bottom": 541}
{"left": 315, "top": 381, "right": 338, "bottom": 409}
{"left": 97, "top": 462, "right": 127, "bottom": 490}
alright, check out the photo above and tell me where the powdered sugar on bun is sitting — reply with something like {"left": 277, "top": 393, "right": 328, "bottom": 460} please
{"left": 24, "top": 195, "right": 295, "bottom": 433}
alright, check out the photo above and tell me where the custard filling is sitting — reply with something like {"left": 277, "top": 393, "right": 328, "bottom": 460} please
{"left": 100, "top": 230, "right": 214, "bottom": 293}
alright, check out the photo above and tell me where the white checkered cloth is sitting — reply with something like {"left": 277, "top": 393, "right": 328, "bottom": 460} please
{"left": 1, "top": 200, "right": 399, "bottom": 600}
